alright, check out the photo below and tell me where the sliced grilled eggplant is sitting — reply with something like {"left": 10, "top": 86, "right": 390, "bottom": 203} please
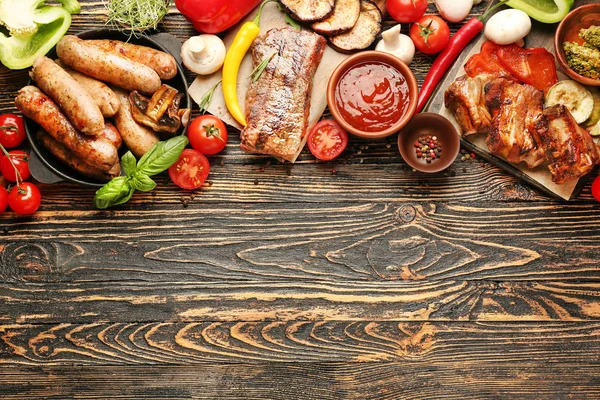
{"left": 311, "top": 0, "right": 360, "bottom": 36}
{"left": 329, "top": 0, "right": 382, "bottom": 53}
{"left": 280, "top": 0, "right": 335, "bottom": 22}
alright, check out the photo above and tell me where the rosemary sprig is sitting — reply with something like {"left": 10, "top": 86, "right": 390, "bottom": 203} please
{"left": 249, "top": 52, "right": 275, "bottom": 83}
{"left": 198, "top": 79, "right": 222, "bottom": 114}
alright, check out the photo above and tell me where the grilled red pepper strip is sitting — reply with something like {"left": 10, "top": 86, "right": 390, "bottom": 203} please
{"left": 416, "top": 1, "right": 507, "bottom": 113}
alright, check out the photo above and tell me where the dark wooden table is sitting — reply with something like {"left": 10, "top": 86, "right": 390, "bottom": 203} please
{"left": 2, "top": 1, "right": 600, "bottom": 399}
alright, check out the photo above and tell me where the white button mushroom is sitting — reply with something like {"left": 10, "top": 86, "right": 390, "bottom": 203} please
{"left": 375, "top": 24, "right": 415, "bottom": 65}
{"left": 435, "top": 0, "right": 473, "bottom": 23}
{"left": 484, "top": 9, "right": 532, "bottom": 45}
{"left": 181, "top": 35, "right": 226, "bottom": 75}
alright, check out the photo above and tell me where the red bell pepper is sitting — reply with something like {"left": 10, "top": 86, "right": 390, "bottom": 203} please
{"left": 175, "top": 0, "right": 263, "bottom": 34}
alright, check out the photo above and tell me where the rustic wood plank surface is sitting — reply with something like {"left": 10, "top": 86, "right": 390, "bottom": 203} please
{"left": 1, "top": 0, "right": 600, "bottom": 399}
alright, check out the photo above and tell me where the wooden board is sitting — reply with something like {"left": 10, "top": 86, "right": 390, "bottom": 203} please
{"left": 427, "top": 0, "right": 594, "bottom": 201}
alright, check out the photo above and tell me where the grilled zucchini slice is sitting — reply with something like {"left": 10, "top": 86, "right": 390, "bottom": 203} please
{"left": 545, "top": 80, "right": 594, "bottom": 124}
{"left": 328, "top": 0, "right": 382, "bottom": 53}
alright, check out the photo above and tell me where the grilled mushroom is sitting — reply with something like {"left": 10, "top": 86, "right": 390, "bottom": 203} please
{"left": 129, "top": 84, "right": 191, "bottom": 137}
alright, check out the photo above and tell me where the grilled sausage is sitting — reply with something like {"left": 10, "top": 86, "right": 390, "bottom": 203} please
{"left": 56, "top": 35, "right": 161, "bottom": 95}
{"left": 87, "top": 39, "right": 178, "bottom": 80}
{"left": 37, "top": 130, "right": 120, "bottom": 182}
{"left": 15, "top": 86, "right": 118, "bottom": 173}
{"left": 100, "top": 122, "right": 123, "bottom": 149}
{"left": 30, "top": 56, "right": 105, "bottom": 136}
{"left": 57, "top": 61, "right": 121, "bottom": 117}
{"left": 112, "top": 87, "right": 160, "bottom": 157}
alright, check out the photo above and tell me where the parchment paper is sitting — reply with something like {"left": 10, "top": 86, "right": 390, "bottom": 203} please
{"left": 434, "top": 23, "right": 579, "bottom": 200}
{"left": 188, "top": 2, "right": 349, "bottom": 163}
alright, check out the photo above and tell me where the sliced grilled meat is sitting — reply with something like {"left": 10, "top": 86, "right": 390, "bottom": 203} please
{"left": 535, "top": 104, "right": 600, "bottom": 184}
{"left": 328, "top": 0, "right": 381, "bottom": 53}
{"left": 280, "top": 0, "right": 335, "bottom": 22}
{"left": 444, "top": 74, "right": 493, "bottom": 136}
{"left": 485, "top": 80, "right": 546, "bottom": 168}
{"left": 240, "top": 27, "right": 326, "bottom": 162}
{"left": 312, "top": 0, "right": 360, "bottom": 36}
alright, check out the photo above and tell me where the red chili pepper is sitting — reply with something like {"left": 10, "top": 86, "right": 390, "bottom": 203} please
{"left": 416, "top": 1, "right": 508, "bottom": 113}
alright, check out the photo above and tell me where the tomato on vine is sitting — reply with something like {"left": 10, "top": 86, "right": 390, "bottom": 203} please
{"left": 0, "top": 150, "right": 30, "bottom": 182}
{"left": 8, "top": 182, "right": 41, "bottom": 215}
{"left": 0, "top": 114, "right": 25, "bottom": 148}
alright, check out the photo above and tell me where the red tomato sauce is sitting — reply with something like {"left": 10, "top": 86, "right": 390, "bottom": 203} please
{"left": 335, "top": 61, "right": 410, "bottom": 133}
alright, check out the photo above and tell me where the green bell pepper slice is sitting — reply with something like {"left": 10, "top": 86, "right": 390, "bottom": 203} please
{"left": 506, "top": 0, "right": 574, "bottom": 24}
{"left": 0, "top": 0, "right": 80, "bottom": 70}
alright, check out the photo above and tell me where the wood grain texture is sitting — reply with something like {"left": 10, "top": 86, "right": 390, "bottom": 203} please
{"left": 2, "top": 280, "right": 600, "bottom": 324}
{"left": 1, "top": 321, "right": 599, "bottom": 365}
{"left": 2, "top": 202, "right": 600, "bottom": 283}
{"left": 2, "top": 1, "right": 600, "bottom": 399}
{"left": 2, "top": 363, "right": 600, "bottom": 399}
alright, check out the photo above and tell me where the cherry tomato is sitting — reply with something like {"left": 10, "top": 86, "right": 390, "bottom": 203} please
{"left": 188, "top": 115, "right": 228, "bottom": 155}
{"left": 387, "top": 0, "right": 428, "bottom": 23}
{"left": 0, "top": 114, "right": 25, "bottom": 148}
{"left": 168, "top": 149, "right": 210, "bottom": 190}
{"left": 307, "top": 120, "right": 349, "bottom": 161}
{"left": 8, "top": 182, "right": 41, "bottom": 215}
{"left": 0, "top": 150, "right": 30, "bottom": 182}
{"left": 592, "top": 176, "right": 600, "bottom": 202}
{"left": 0, "top": 186, "right": 7, "bottom": 213}
{"left": 410, "top": 15, "right": 450, "bottom": 55}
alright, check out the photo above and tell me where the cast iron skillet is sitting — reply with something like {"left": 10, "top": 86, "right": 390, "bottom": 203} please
{"left": 24, "top": 29, "right": 190, "bottom": 187}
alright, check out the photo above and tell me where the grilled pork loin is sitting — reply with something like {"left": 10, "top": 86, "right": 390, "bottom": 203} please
{"left": 484, "top": 78, "right": 546, "bottom": 168}
{"left": 240, "top": 27, "right": 326, "bottom": 162}
{"left": 535, "top": 105, "right": 600, "bottom": 184}
{"left": 444, "top": 74, "right": 493, "bottom": 136}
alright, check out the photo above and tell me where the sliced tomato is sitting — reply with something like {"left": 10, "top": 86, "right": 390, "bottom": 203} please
{"left": 465, "top": 41, "right": 515, "bottom": 79}
{"left": 497, "top": 45, "right": 558, "bottom": 92}
{"left": 168, "top": 149, "right": 210, "bottom": 190}
{"left": 307, "top": 120, "right": 348, "bottom": 161}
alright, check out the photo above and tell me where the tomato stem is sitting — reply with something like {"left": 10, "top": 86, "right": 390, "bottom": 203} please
{"left": 0, "top": 143, "right": 23, "bottom": 188}
{"left": 418, "top": 20, "right": 436, "bottom": 47}
{"left": 0, "top": 125, "right": 17, "bottom": 132}
{"left": 203, "top": 124, "right": 225, "bottom": 143}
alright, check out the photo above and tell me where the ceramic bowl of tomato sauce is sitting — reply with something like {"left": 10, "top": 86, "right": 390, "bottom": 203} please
{"left": 327, "top": 51, "right": 418, "bottom": 139}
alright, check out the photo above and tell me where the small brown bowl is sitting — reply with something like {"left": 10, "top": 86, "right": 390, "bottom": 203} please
{"left": 327, "top": 51, "right": 418, "bottom": 139}
{"left": 398, "top": 113, "right": 460, "bottom": 173}
{"left": 555, "top": 4, "right": 600, "bottom": 86}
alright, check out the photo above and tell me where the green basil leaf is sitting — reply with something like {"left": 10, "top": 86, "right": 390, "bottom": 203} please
{"left": 93, "top": 176, "right": 134, "bottom": 209}
{"left": 131, "top": 174, "right": 157, "bottom": 192}
{"left": 136, "top": 135, "right": 189, "bottom": 177}
{"left": 122, "top": 151, "right": 137, "bottom": 176}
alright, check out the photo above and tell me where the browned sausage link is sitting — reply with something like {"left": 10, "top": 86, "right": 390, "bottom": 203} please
{"left": 57, "top": 61, "right": 121, "bottom": 117}
{"left": 37, "top": 130, "right": 120, "bottom": 182}
{"left": 87, "top": 39, "right": 178, "bottom": 80}
{"left": 112, "top": 86, "right": 160, "bottom": 158}
{"left": 15, "top": 86, "right": 118, "bottom": 173}
{"left": 31, "top": 56, "right": 105, "bottom": 136}
{"left": 100, "top": 122, "right": 123, "bottom": 149}
{"left": 56, "top": 35, "right": 161, "bottom": 95}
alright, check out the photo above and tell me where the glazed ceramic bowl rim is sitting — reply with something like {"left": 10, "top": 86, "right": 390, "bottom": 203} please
{"left": 23, "top": 28, "right": 190, "bottom": 187}
{"left": 327, "top": 51, "right": 419, "bottom": 139}
{"left": 397, "top": 112, "right": 460, "bottom": 173}
{"left": 554, "top": 4, "right": 600, "bottom": 86}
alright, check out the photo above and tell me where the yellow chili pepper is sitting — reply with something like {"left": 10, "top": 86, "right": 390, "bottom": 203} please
{"left": 222, "top": 0, "right": 272, "bottom": 127}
